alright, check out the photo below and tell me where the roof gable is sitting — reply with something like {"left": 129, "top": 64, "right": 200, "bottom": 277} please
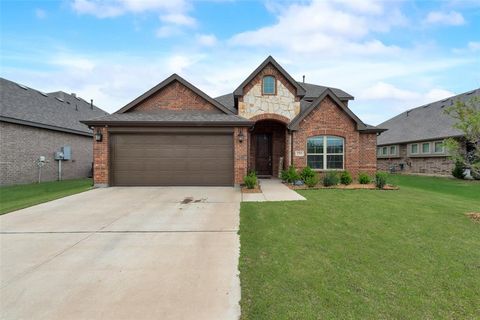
{"left": 288, "top": 88, "right": 366, "bottom": 131}
{"left": 233, "top": 56, "right": 306, "bottom": 97}
{"left": 116, "top": 74, "right": 234, "bottom": 114}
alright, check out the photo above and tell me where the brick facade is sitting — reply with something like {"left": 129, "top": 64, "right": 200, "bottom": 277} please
{"left": 0, "top": 121, "right": 93, "bottom": 186}
{"left": 377, "top": 144, "right": 455, "bottom": 175}
{"left": 89, "top": 61, "right": 377, "bottom": 186}
{"left": 129, "top": 80, "right": 222, "bottom": 113}
{"left": 291, "top": 96, "right": 377, "bottom": 177}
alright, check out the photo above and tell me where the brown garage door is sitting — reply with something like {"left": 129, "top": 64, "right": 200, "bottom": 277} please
{"left": 110, "top": 132, "right": 234, "bottom": 186}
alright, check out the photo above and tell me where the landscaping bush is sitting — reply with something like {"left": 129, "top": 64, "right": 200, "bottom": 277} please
{"left": 358, "top": 173, "right": 371, "bottom": 184}
{"left": 322, "top": 171, "right": 339, "bottom": 187}
{"left": 300, "top": 166, "right": 316, "bottom": 182}
{"left": 375, "top": 172, "right": 388, "bottom": 189}
{"left": 281, "top": 166, "right": 300, "bottom": 184}
{"left": 304, "top": 173, "right": 319, "bottom": 188}
{"left": 452, "top": 161, "right": 466, "bottom": 179}
{"left": 340, "top": 171, "right": 353, "bottom": 185}
{"left": 243, "top": 171, "right": 257, "bottom": 189}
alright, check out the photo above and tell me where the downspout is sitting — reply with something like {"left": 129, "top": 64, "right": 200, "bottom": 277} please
{"left": 289, "top": 130, "right": 294, "bottom": 167}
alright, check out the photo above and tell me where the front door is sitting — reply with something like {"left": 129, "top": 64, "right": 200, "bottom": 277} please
{"left": 255, "top": 133, "right": 272, "bottom": 176}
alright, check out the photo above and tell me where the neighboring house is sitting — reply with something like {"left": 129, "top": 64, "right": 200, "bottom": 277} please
{"left": 377, "top": 88, "right": 480, "bottom": 175}
{"left": 83, "top": 56, "right": 384, "bottom": 187}
{"left": 0, "top": 78, "right": 108, "bottom": 185}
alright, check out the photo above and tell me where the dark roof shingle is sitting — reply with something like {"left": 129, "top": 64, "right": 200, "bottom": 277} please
{"left": 377, "top": 88, "right": 480, "bottom": 145}
{"left": 0, "top": 78, "right": 108, "bottom": 135}
{"left": 82, "top": 110, "right": 253, "bottom": 127}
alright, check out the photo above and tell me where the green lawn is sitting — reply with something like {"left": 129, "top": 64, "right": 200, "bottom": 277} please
{"left": 0, "top": 179, "right": 93, "bottom": 215}
{"left": 239, "top": 175, "right": 480, "bottom": 319}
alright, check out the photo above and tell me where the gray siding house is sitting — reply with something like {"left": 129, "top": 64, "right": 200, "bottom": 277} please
{"left": 377, "top": 88, "right": 479, "bottom": 175}
{"left": 0, "top": 78, "right": 108, "bottom": 185}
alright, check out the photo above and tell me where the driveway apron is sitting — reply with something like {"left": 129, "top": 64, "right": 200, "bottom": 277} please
{"left": 0, "top": 187, "right": 241, "bottom": 320}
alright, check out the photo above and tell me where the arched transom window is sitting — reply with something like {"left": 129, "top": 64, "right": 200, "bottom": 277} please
{"left": 306, "top": 136, "right": 344, "bottom": 170}
{"left": 262, "top": 76, "right": 276, "bottom": 95}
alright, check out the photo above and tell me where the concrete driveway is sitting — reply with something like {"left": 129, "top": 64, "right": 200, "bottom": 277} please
{"left": 0, "top": 187, "right": 241, "bottom": 320}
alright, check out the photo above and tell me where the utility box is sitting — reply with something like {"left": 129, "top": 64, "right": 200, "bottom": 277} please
{"left": 54, "top": 151, "right": 64, "bottom": 160}
{"left": 61, "top": 146, "right": 71, "bottom": 160}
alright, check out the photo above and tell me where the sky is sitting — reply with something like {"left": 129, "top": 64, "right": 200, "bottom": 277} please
{"left": 1, "top": 0, "right": 479, "bottom": 125}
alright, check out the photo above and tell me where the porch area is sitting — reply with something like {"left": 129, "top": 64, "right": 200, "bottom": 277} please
{"left": 248, "top": 119, "right": 290, "bottom": 178}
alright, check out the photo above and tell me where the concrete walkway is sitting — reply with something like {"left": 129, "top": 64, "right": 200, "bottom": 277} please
{"left": 242, "top": 179, "right": 306, "bottom": 202}
{"left": 1, "top": 187, "right": 241, "bottom": 320}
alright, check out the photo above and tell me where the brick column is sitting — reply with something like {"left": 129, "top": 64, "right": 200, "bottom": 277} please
{"left": 93, "top": 126, "right": 109, "bottom": 187}
{"left": 285, "top": 130, "right": 292, "bottom": 167}
{"left": 234, "top": 127, "right": 248, "bottom": 185}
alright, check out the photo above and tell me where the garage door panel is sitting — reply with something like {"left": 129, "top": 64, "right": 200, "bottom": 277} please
{"left": 111, "top": 133, "right": 234, "bottom": 186}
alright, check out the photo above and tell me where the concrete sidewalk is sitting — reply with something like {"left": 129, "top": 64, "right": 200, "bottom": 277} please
{"left": 242, "top": 179, "right": 306, "bottom": 202}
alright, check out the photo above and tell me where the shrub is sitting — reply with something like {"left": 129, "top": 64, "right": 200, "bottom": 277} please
{"left": 281, "top": 166, "right": 300, "bottom": 184}
{"left": 322, "top": 171, "right": 339, "bottom": 187}
{"left": 340, "top": 171, "right": 353, "bottom": 185}
{"left": 452, "top": 161, "right": 466, "bottom": 179}
{"left": 300, "top": 166, "right": 316, "bottom": 182}
{"left": 304, "top": 173, "right": 319, "bottom": 188}
{"left": 358, "top": 173, "right": 371, "bottom": 184}
{"left": 243, "top": 171, "right": 257, "bottom": 189}
{"left": 375, "top": 172, "right": 388, "bottom": 189}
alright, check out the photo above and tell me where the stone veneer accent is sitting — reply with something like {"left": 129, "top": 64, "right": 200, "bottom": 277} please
{"left": 291, "top": 96, "right": 377, "bottom": 177}
{"left": 129, "top": 80, "right": 222, "bottom": 113}
{"left": 238, "top": 63, "right": 300, "bottom": 121}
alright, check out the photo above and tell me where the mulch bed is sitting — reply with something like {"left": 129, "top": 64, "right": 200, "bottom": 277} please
{"left": 466, "top": 212, "right": 480, "bottom": 223}
{"left": 242, "top": 184, "right": 262, "bottom": 193}
{"left": 288, "top": 183, "right": 399, "bottom": 190}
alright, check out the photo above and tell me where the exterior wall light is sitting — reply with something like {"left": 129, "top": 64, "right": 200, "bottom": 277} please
{"left": 95, "top": 130, "right": 103, "bottom": 142}
{"left": 238, "top": 130, "right": 245, "bottom": 143}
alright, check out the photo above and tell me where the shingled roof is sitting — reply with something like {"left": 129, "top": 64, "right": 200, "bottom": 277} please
{"left": 82, "top": 110, "right": 253, "bottom": 127}
{"left": 0, "top": 77, "right": 108, "bottom": 136}
{"left": 377, "top": 88, "right": 480, "bottom": 145}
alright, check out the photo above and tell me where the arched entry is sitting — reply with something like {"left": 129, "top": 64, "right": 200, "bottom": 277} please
{"left": 249, "top": 119, "right": 287, "bottom": 177}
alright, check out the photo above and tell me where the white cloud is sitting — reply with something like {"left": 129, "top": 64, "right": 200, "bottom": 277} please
{"left": 35, "top": 8, "right": 47, "bottom": 19}
{"left": 160, "top": 13, "right": 196, "bottom": 27}
{"left": 71, "top": 0, "right": 188, "bottom": 18}
{"left": 50, "top": 53, "right": 96, "bottom": 71}
{"left": 424, "top": 11, "right": 465, "bottom": 26}
{"left": 359, "top": 82, "right": 419, "bottom": 101}
{"left": 229, "top": 0, "right": 406, "bottom": 55}
{"left": 71, "top": 0, "right": 196, "bottom": 37}
{"left": 156, "top": 26, "right": 182, "bottom": 38}
{"left": 196, "top": 34, "right": 217, "bottom": 46}
{"left": 468, "top": 41, "right": 480, "bottom": 51}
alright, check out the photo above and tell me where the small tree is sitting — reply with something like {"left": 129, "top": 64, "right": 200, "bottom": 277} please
{"left": 444, "top": 97, "right": 480, "bottom": 179}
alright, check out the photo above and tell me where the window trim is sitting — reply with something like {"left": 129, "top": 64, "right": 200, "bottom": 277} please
{"left": 306, "top": 136, "right": 344, "bottom": 171}
{"left": 410, "top": 143, "right": 419, "bottom": 155}
{"left": 421, "top": 142, "right": 431, "bottom": 154}
{"left": 377, "top": 144, "right": 399, "bottom": 158}
{"left": 262, "top": 75, "right": 276, "bottom": 95}
{"left": 389, "top": 145, "right": 396, "bottom": 156}
{"left": 433, "top": 140, "right": 445, "bottom": 154}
